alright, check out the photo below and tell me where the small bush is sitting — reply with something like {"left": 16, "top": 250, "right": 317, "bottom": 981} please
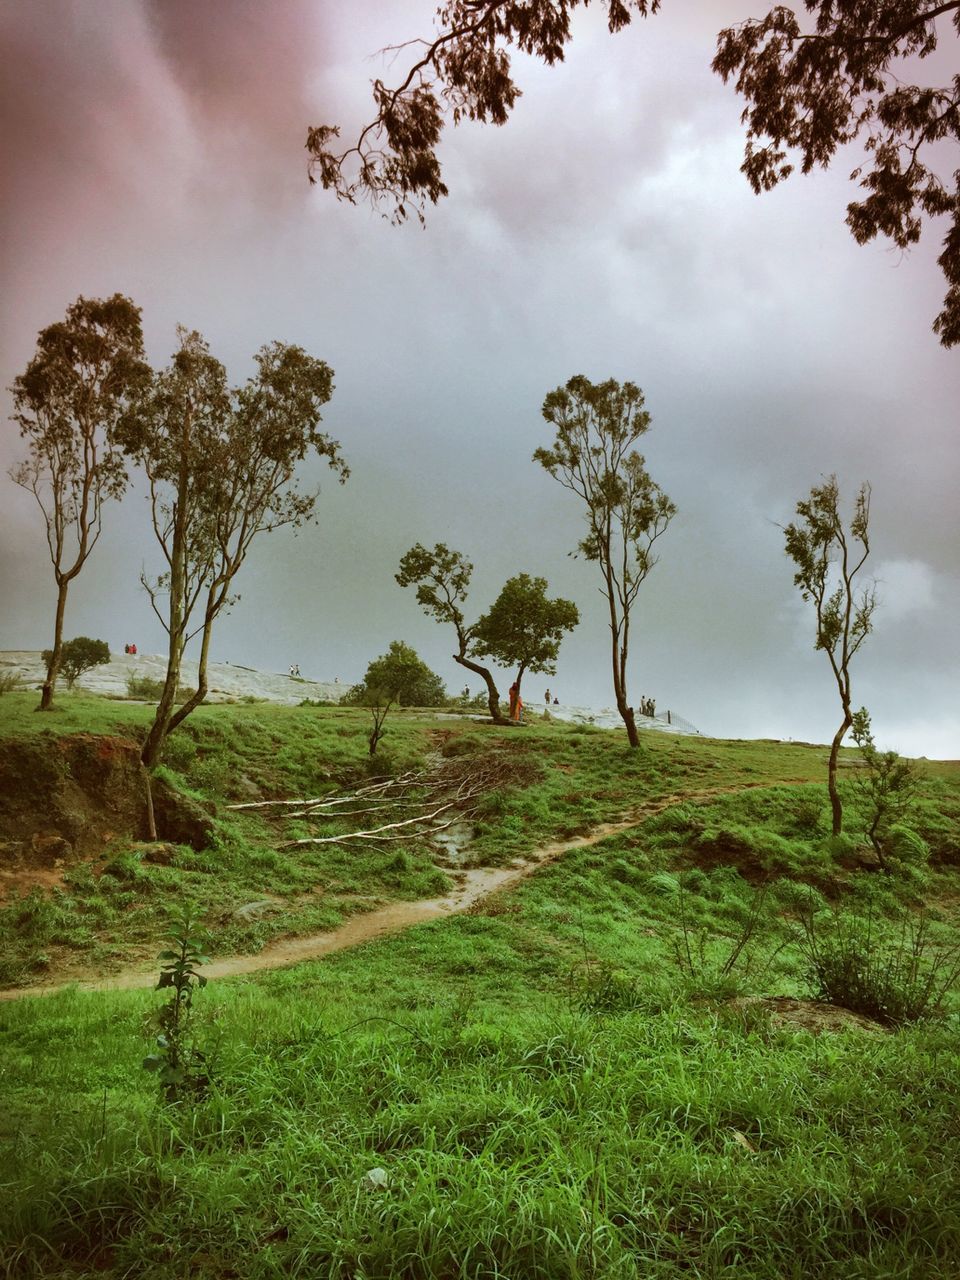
{"left": 127, "top": 674, "right": 165, "bottom": 700}
{"left": 797, "top": 906, "right": 960, "bottom": 1026}
{"left": 0, "top": 670, "right": 21, "bottom": 695}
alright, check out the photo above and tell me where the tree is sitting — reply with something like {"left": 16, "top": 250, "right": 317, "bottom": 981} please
{"left": 8, "top": 294, "right": 150, "bottom": 709}
{"left": 311, "top": 2, "right": 959, "bottom": 345}
{"left": 123, "top": 330, "right": 345, "bottom": 775}
{"left": 472, "top": 573, "right": 579, "bottom": 699}
{"left": 850, "top": 707, "right": 919, "bottom": 870}
{"left": 534, "top": 375, "right": 675, "bottom": 748}
{"left": 306, "top": 0, "right": 660, "bottom": 223}
{"left": 396, "top": 543, "right": 509, "bottom": 723}
{"left": 784, "top": 476, "right": 877, "bottom": 836}
{"left": 41, "top": 636, "right": 110, "bottom": 690}
{"left": 714, "top": 2, "right": 960, "bottom": 347}
{"left": 345, "top": 640, "right": 447, "bottom": 753}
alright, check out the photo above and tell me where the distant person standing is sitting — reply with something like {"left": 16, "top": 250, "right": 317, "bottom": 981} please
{"left": 544, "top": 688, "right": 551, "bottom": 704}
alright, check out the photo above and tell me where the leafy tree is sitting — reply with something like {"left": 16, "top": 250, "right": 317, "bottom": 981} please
{"left": 8, "top": 294, "right": 150, "bottom": 709}
{"left": 41, "top": 636, "right": 110, "bottom": 690}
{"left": 851, "top": 708, "right": 920, "bottom": 870}
{"left": 311, "top": 1, "right": 959, "bottom": 344}
{"left": 122, "top": 330, "right": 345, "bottom": 777}
{"left": 345, "top": 640, "right": 447, "bottom": 753}
{"left": 472, "top": 573, "right": 579, "bottom": 699}
{"left": 784, "top": 476, "right": 877, "bottom": 836}
{"left": 714, "top": 2, "right": 960, "bottom": 347}
{"left": 534, "top": 375, "right": 675, "bottom": 748}
{"left": 396, "top": 543, "right": 509, "bottom": 723}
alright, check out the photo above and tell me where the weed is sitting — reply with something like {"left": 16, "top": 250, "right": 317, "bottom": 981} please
{"left": 797, "top": 906, "right": 960, "bottom": 1025}
{"left": 142, "top": 911, "right": 212, "bottom": 1101}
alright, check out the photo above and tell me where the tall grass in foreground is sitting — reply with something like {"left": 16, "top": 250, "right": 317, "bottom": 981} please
{"left": 3, "top": 972, "right": 960, "bottom": 1278}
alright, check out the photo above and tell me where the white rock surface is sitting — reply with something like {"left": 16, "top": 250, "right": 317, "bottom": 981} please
{"left": 0, "top": 651, "right": 350, "bottom": 706}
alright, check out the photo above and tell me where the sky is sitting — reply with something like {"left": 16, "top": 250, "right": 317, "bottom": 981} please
{"left": 1, "top": 0, "right": 958, "bottom": 757}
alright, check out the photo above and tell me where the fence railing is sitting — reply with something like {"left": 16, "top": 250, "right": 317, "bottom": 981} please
{"left": 649, "top": 709, "right": 701, "bottom": 735}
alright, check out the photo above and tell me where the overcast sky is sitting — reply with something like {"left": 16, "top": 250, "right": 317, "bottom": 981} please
{"left": 1, "top": 1, "right": 958, "bottom": 757}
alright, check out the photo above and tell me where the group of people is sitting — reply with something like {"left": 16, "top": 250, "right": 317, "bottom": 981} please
{"left": 638, "top": 696, "right": 657, "bottom": 717}
{"left": 288, "top": 663, "right": 301, "bottom": 678}
{"left": 123, "top": 643, "right": 138, "bottom": 655}
{"left": 543, "top": 688, "right": 560, "bottom": 706}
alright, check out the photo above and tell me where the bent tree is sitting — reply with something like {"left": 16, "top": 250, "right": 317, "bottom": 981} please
{"left": 534, "top": 375, "right": 675, "bottom": 748}
{"left": 784, "top": 476, "right": 876, "bottom": 836}
{"left": 9, "top": 294, "right": 150, "bottom": 709}
{"left": 396, "top": 543, "right": 508, "bottom": 724}
{"left": 471, "top": 574, "right": 579, "bottom": 703}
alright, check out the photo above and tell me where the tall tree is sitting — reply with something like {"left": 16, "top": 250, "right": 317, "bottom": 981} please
{"left": 8, "top": 294, "right": 150, "bottom": 709}
{"left": 534, "top": 375, "right": 675, "bottom": 748}
{"left": 784, "top": 475, "right": 877, "bottom": 836}
{"left": 396, "top": 543, "right": 509, "bottom": 723}
{"left": 123, "top": 330, "right": 345, "bottom": 775}
{"left": 472, "top": 573, "right": 579, "bottom": 700}
{"left": 311, "top": 1, "right": 959, "bottom": 344}
{"left": 714, "top": 2, "right": 960, "bottom": 347}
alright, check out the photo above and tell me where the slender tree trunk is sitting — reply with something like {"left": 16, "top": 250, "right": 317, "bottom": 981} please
{"left": 827, "top": 711, "right": 852, "bottom": 836}
{"left": 166, "top": 601, "right": 215, "bottom": 735}
{"left": 607, "top": 594, "right": 639, "bottom": 748}
{"left": 39, "top": 578, "right": 70, "bottom": 711}
{"left": 454, "top": 653, "right": 506, "bottom": 724}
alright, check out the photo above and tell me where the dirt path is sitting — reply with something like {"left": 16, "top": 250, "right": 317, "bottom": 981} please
{"left": 0, "top": 782, "right": 801, "bottom": 1002}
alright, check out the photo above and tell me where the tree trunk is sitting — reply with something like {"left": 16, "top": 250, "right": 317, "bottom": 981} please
{"left": 38, "top": 578, "right": 70, "bottom": 711}
{"left": 827, "top": 712, "right": 852, "bottom": 836}
{"left": 608, "top": 608, "right": 639, "bottom": 749}
{"left": 141, "top": 638, "right": 183, "bottom": 769}
{"left": 166, "top": 601, "right": 215, "bottom": 735}
{"left": 454, "top": 653, "right": 506, "bottom": 724}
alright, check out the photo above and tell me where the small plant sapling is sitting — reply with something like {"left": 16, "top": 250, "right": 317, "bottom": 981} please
{"left": 851, "top": 708, "right": 920, "bottom": 871}
{"left": 143, "top": 911, "right": 211, "bottom": 1101}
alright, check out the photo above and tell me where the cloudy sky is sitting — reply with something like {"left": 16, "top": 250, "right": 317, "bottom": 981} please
{"left": 1, "top": 1, "right": 958, "bottom": 757}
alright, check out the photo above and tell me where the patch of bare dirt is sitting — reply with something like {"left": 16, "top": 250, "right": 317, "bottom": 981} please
{"left": 730, "top": 995, "right": 888, "bottom": 1035}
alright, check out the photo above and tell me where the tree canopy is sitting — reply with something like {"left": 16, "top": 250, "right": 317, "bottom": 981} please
{"left": 346, "top": 640, "right": 448, "bottom": 707}
{"left": 310, "top": 0, "right": 960, "bottom": 343}
{"left": 9, "top": 293, "right": 151, "bottom": 708}
{"left": 41, "top": 637, "right": 111, "bottom": 690}
{"left": 472, "top": 573, "right": 579, "bottom": 692}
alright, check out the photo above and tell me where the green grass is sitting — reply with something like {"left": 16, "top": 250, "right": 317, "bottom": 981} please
{"left": 3, "top": 695, "right": 960, "bottom": 1275}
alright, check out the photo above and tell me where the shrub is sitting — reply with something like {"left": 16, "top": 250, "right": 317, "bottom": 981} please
{"left": 127, "top": 674, "right": 165, "bottom": 700}
{"left": 41, "top": 636, "right": 111, "bottom": 688}
{"left": 143, "top": 911, "right": 212, "bottom": 1102}
{"left": 797, "top": 906, "right": 960, "bottom": 1026}
{"left": 0, "top": 670, "right": 21, "bottom": 695}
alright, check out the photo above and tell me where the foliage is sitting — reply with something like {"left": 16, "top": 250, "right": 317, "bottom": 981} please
{"left": 671, "top": 877, "right": 784, "bottom": 1000}
{"left": 851, "top": 708, "right": 921, "bottom": 870}
{"left": 396, "top": 543, "right": 507, "bottom": 721}
{"left": 41, "top": 636, "right": 110, "bottom": 689}
{"left": 344, "top": 639, "right": 446, "bottom": 754}
{"left": 307, "top": 0, "right": 662, "bottom": 222}
{"left": 472, "top": 573, "right": 579, "bottom": 693}
{"left": 313, "top": 2, "right": 959, "bottom": 347}
{"left": 784, "top": 475, "right": 875, "bottom": 835}
{"left": 122, "top": 328, "right": 346, "bottom": 770}
{"left": 8, "top": 294, "right": 151, "bottom": 709}
{"left": 142, "top": 911, "right": 211, "bottom": 1102}
{"left": 535, "top": 374, "right": 675, "bottom": 747}
{"left": 797, "top": 906, "right": 960, "bottom": 1026}
{"left": 714, "top": 2, "right": 960, "bottom": 347}
{"left": 0, "top": 671, "right": 22, "bottom": 695}
{"left": 345, "top": 640, "right": 447, "bottom": 708}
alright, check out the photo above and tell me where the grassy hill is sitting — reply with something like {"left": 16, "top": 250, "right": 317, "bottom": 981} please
{"left": 2, "top": 691, "right": 960, "bottom": 1277}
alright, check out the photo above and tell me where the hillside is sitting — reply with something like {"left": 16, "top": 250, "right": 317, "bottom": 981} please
{"left": 2, "top": 694, "right": 960, "bottom": 1276}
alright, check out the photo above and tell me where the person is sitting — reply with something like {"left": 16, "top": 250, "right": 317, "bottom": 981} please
{"left": 124, "top": 643, "right": 129, "bottom": 654}
{"left": 553, "top": 694, "right": 559, "bottom": 705}
{"left": 544, "top": 687, "right": 551, "bottom": 704}
{"left": 508, "top": 682, "right": 518, "bottom": 720}
{"left": 130, "top": 643, "right": 137, "bottom": 655}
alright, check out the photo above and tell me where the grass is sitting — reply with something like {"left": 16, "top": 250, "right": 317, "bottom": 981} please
{"left": 3, "top": 695, "right": 960, "bottom": 1275}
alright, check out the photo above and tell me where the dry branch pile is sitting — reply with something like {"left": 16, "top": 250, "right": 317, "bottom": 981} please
{"left": 228, "top": 752, "right": 533, "bottom": 850}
